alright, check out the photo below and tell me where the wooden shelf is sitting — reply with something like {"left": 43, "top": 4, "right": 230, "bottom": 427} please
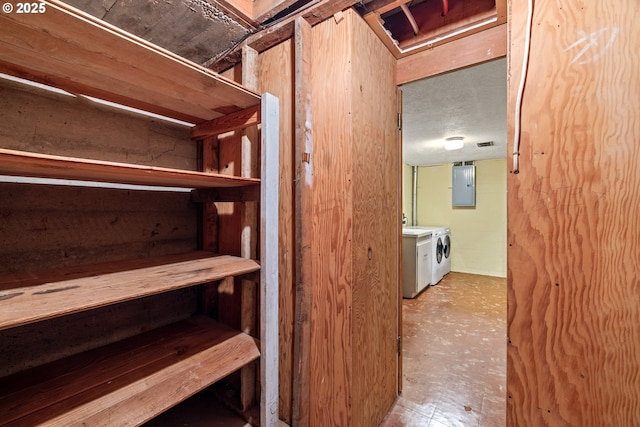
{"left": 0, "top": 315, "right": 260, "bottom": 426}
{"left": 0, "top": 148, "right": 260, "bottom": 189}
{"left": 0, "top": 251, "right": 260, "bottom": 331}
{"left": 0, "top": 0, "right": 260, "bottom": 124}
{"left": 0, "top": 1, "right": 280, "bottom": 424}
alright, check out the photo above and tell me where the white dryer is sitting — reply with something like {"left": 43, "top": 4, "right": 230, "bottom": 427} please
{"left": 422, "top": 226, "right": 451, "bottom": 285}
{"left": 439, "top": 227, "right": 451, "bottom": 278}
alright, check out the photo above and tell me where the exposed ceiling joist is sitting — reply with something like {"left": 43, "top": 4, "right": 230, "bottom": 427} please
{"left": 362, "top": 0, "right": 507, "bottom": 59}
{"left": 207, "top": 0, "right": 365, "bottom": 71}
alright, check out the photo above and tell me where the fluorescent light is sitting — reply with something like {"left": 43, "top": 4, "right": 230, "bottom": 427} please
{"left": 444, "top": 136, "right": 464, "bottom": 150}
{"left": 400, "top": 16, "right": 498, "bottom": 54}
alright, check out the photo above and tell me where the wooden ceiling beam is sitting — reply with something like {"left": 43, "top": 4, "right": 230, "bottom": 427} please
{"left": 396, "top": 23, "right": 507, "bottom": 85}
{"left": 361, "top": 0, "right": 411, "bottom": 15}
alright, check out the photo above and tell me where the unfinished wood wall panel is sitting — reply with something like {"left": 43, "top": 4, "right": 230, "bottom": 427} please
{"left": 0, "top": 288, "right": 196, "bottom": 377}
{"left": 349, "top": 11, "right": 399, "bottom": 427}
{"left": 308, "top": 9, "right": 399, "bottom": 427}
{"left": 310, "top": 13, "right": 354, "bottom": 427}
{"left": 0, "top": 78, "right": 196, "bottom": 169}
{"left": 507, "top": 1, "right": 640, "bottom": 426}
{"left": 0, "top": 78, "right": 198, "bottom": 273}
{"left": 257, "top": 39, "right": 295, "bottom": 424}
{"left": 0, "top": 183, "right": 197, "bottom": 273}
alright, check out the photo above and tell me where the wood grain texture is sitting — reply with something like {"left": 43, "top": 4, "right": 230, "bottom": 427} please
{"left": 310, "top": 13, "right": 354, "bottom": 427}
{"left": 0, "top": 0, "right": 259, "bottom": 124}
{"left": 258, "top": 38, "right": 295, "bottom": 424}
{"left": 308, "top": 10, "right": 399, "bottom": 427}
{"left": 0, "top": 148, "right": 260, "bottom": 188}
{"left": 0, "top": 76, "right": 196, "bottom": 170}
{"left": 292, "top": 17, "right": 313, "bottom": 427}
{"left": 0, "top": 182, "right": 198, "bottom": 273}
{"left": 349, "top": 11, "right": 399, "bottom": 427}
{"left": 507, "top": 1, "right": 640, "bottom": 426}
{"left": 239, "top": 44, "right": 259, "bottom": 413}
{"left": 0, "top": 252, "right": 259, "bottom": 331}
{"left": 190, "top": 104, "right": 261, "bottom": 139}
{"left": 0, "top": 288, "right": 197, "bottom": 377}
{"left": 396, "top": 88, "right": 403, "bottom": 393}
{"left": 396, "top": 23, "right": 507, "bottom": 85}
{"left": 0, "top": 316, "right": 260, "bottom": 426}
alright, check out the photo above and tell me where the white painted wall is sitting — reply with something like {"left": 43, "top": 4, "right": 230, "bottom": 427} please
{"left": 406, "top": 159, "right": 507, "bottom": 277}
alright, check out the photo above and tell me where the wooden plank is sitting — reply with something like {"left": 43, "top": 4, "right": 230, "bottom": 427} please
{"left": 396, "top": 23, "right": 507, "bottom": 85}
{"left": 0, "top": 252, "right": 260, "bottom": 330}
{"left": 507, "top": 1, "right": 640, "bottom": 426}
{"left": 396, "top": 87, "right": 403, "bottom": 394}
{"left": 258, "top": 37, "right": 295, "bottom": 424}
{"left": 239, "top": 44, "right": 259, "bottom": 412}
{"left": 369, "top": 0, "right": 412, "bottom": 16}
{"left": 0, "top": 148, "right": 260, "bottom": 189}
{"left": 495, "top": 0, "right": 507, "bottom": 24}
{"left": 292, "top": 16, "right": 313, "bottom": 427}
{"left": 0, "top": 182, "right": 198, "bottom": 275}
{"left": 0, "top": 1, "right": 260, "bottom": 124}
{"left": 363, "top": 12, "right": 403, "bottom": 58}
{"left": 253, "top": 0, "right": 300, "bottom": 22}
{"left": 309, "top": 14, "right": 353, "bottom": 427}
{"left": 190, "top": 104, "right": 261, "bottom": 139}
{"left": 0, "top": 316, "right": 260, "bottom": 426}
{"left": 260, "top": 93, "right": 280, "bottom": 427}
{"left": 0, "top": 288, "right": 197, "bottom": 378}
{"left": 349, "top": 9, "right": 399, "bottom": 426}
{"left": 201, "top": 136, "right": 220, "bottom": 254}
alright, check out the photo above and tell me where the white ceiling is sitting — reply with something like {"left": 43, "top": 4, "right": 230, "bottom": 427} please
{"left": 400, "top": 58, "right": 507, "bottom": 166}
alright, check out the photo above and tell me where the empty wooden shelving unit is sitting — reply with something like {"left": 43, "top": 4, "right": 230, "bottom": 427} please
{"left": 0, "top": 1, "right": 279, "bottom": 426}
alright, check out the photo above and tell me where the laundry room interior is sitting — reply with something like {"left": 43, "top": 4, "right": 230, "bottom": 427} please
{"left": 390, "top": 56, "right": 508, "bottom": 426}
{"left": 2, "top": 0, "right": 637, "bottom": 426}
{"left": 400, "top": 57, "right": 507, "bottom": 284}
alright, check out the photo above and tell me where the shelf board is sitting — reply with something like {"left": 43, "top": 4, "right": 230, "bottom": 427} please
{"left": 0, "top": 0, "right": 260, "bottom": 124}
{"left": 0, "top": 316, "right": 260, "bottom": 426}
{"left": 0, "top": 251, "right": 260, "bottom": 331}
{"left": 0, "top": 148, "right": 260, "bottom": 189}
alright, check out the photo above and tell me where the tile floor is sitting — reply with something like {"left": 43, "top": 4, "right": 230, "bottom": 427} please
{"left": 379, "top": 272, "right": 507, "bottom": 427}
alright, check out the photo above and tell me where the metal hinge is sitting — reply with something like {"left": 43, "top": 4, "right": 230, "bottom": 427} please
{"left": 397, "top": 113, "right": 402, "bottom": 131}
{"left": 397, "top": 336, "right": 402, "bottom": 353}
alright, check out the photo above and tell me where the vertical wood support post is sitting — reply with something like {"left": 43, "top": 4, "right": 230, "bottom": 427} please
{"left": 201, "top": 136, "right": 219, "bottom": 316}
{"left": 260, "top": 92, "right": 280, "bottom": 427}
{"left": 240, "top": 45, "right": 259, "bottom": 411}
{"left": 396, "top": 88, "right": 403, "bottom": 394}
{"left": 292, "top": 16, "right": 313, "bottom": 427}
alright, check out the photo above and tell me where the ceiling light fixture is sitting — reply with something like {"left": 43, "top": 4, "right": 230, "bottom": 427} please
{"left": 444, "top": 136, "right": 464, "bottom": 151}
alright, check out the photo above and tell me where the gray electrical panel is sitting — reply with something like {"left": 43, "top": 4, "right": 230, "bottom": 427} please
{"left": 452, "top": 164, "right": 475, "bottom": 207}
